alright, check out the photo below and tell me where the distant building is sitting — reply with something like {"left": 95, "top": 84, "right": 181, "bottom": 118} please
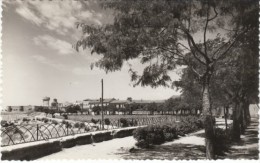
{"left": 42, "top": 97, "right": 50, "bottom": 107}
{"left": 89, "top": 98, "right": 116, "bottom": 108}
{"left": 3, "top": 105, "right": 42, "bottom": 112}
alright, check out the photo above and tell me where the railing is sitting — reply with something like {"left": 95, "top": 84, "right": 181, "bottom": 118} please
{"left": 1, "top": 115, "right": 187, "bottom": 146}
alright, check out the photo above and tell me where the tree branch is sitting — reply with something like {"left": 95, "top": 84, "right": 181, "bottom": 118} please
{"left": 214, "top": 30, "right": 247, "bottom": 61}
{"left": 185, "top": 31, "right": 210, "bottom": 63}
{"left": 203, "top": 3, "right": 210, "bottom": 56}
{"left": 208, "top": 6, "right": 218, "bottom": 21}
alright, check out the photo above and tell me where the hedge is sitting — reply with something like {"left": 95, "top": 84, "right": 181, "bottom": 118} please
{"left": 133, "top": 116, "right": 204, "bottom": 148}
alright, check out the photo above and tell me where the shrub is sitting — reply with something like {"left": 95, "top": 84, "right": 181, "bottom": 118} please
{"left": 91, "top": 118, "right": 99, "bottom": 124}
{"left": 74, "top": 122, "right": 80, "bottom": 128}
{"left": 22, "top": 118, "right": 28, "bottom": 122}
{"left": 44, "top": 119, "right": 49, "bottom": 123}
{"left": 120, "top": 118, "right": 129, "bottom": 127}
{"left": 52, "top": 120, "right": 58, "bottom": 125}
{"left": 135, "top": 139, "right": 149, "bottom": 148}
{"left": 63, "top": 114, "right": 68, "bottom": 119}
{"left": 61, "top": 120, "right": 67, "bottom": 125}
{"left": 1, "top": 120, "right": 8, "bottom": 127}
{"left": 162, "top": 125, "right": 178, "bottom": 141}
{"left": 79, "top": 122, "right": 85, "bottom": 128}
{"left": 127, "top": 119, "right": 138, "bottom": 127}
{"left": 85, "top": 127, "right": 90, "bottom": 132}
{"left": 66, "top": 122, "right": 72, "bottom": 128}
{"left": 133, "top": 125, "right": 165, "bottom": 148}
{"left": 133, "top": 116, "right": 204, "bottom": 148}
{"left": 104, "top": 118, "right": 110, "bottom": 125}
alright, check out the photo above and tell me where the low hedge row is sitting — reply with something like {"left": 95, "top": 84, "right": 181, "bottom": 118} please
{"left": 133, "top": 116, "right": 204, "bottom": 148}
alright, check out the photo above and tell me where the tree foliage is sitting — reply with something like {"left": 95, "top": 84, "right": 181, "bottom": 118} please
{"left": 76, "top": 0, "right": 257, "bottom": 88}
{"left": 76, "top": 0, "right": 258, "bottom": 159}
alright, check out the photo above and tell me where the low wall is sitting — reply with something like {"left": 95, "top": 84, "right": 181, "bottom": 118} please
{"left": 1, "top": 126, "right": 143, "bottom": 160}
{"left": 1, "top": 141, "right": 61, "bottom": 160}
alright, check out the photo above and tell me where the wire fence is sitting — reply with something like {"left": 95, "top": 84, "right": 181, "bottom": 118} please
{"left": 1, "top": 115, "right": 187, "bottom": 146}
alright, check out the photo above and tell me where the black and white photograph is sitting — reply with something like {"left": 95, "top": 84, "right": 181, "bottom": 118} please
{"left": 0, "top": 0, "right": 259, "bottom": 160}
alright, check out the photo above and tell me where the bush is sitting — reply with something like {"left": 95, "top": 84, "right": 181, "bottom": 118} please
{"left": 52, "top": 120, "right": 58, "bottom": 125}
{"left": 84, "top": 127, "right": 90, "bottom": 132}
{"left": 62, "top": 114, "right": 68, "bottom": 119}
{"left": 22, "top": 118, "right": 29, "bottom": 122}
{"left": 120, "top": 118, "right": 129, "bottom": 127}
{"left": 66, "top": 122, "right": 72, "bottom": 128}
{"left": 61, "top": 120, "right": 67, "bottom": 125}
{"left": 74, "top": 122, "right": 80, "bottom": 128}
{"left": 91, "top": 118, "right": 99, "bottom": 124}
{"left": 162, "top": 125, "right": 178, "bottom": 141}
{"left": 79, "top": 122, "right": 85, "bottom": 128}
{"left": 44, "top": 119, "right": 49, "bottom": 123}
{"left": 133, "top": 116, "right": 204, "bottom": 148}
{"left": 1, "top": 120, "right": 8, "bottom": 127}
{"left": 104, "top": 118, "right": 110, "bottom": 125}
{"left": 133, "top": 125, "right": 165, "bottom": 148}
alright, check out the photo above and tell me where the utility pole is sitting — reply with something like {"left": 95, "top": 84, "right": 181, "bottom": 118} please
{"left": 101, "top": 79, "right": 104, "bottom": 130}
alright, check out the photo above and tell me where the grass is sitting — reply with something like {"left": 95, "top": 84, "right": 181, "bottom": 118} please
{"left": 54, "top": 114, "right": 171, "bottom": 123}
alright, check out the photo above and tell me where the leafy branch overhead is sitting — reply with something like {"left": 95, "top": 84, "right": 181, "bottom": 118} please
{"left": 75, "top": 0, "right": 256, "bottom": 88}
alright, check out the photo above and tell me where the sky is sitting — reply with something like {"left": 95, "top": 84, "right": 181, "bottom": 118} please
{"left": 2, "top": 0, "right": 181, "bottom": 106}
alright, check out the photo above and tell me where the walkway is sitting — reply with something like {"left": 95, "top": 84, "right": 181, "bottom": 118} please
{"left": 223, "top": 118, "right": 259, "bottom": 159}
{"left": 38, "top": 118, "right": 259, "bottom": 160}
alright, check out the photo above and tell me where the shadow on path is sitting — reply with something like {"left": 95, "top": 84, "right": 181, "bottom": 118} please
{"left": 116, "top": 143, "right": 206, "bottom": 160}
{"left": 219, "top": 118, "right": 259, "bottom": 160}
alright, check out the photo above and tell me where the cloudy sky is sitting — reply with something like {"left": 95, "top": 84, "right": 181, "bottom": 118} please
{"left": 2, "top": 0, "right": 181, "bottom": 106}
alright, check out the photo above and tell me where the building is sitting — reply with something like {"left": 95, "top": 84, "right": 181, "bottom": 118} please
{"left": 89, "top": 98, "right": 116, "bottom": 108}
{"left": 42, "top": 97, "right": 50, "bottom": 107}
{"left": 82, "top": 99, "right": 99, "bottom": 110}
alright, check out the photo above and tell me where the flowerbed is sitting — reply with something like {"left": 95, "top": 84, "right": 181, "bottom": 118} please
{"left": 133, "top": 116, "right": 203, "bottom": 148}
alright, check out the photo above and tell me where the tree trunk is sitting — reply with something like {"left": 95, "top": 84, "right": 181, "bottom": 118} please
{"left": 202, "top": 83, "right": 215, "bottom": 159}
{"left": 243, "top": 100, "right": 250, "bottom": 125}
{"left": 232, "top": 101, "right": 241, "bottom": 141}
{"left": 240, "top": 101, "right": 246, "bottom": 134}
{"left": 224, "top": 106, "right": 228, "bottom": 133}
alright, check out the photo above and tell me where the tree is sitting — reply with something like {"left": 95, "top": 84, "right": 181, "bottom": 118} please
{"left": 35, "top": 106, "right": 44, "bottom": 112}
{"left": 7, "top": 106, "right": 12, "bottom": 112}
{"left": 105, "top": 104, "right": 117, "bottom": 114}
{"left": 92, "top": 106, "right": 101, "bottom": 115}
{"left": 19, "top": 106, "right": 24, "bottom": 112}
{"left": 144, "top": 102, "right": 158, "bottom": 115}
{"left": 164, "top": 98, "right": 180, "bottom": 114}
{"left": 43, "top": 107, "right": 50, "bottom": 116}
{"left": 76, "top": 0, "right": 258, "bottom": 159}
{"left": 66, "top": 105, "right": 81, "bottom": 114}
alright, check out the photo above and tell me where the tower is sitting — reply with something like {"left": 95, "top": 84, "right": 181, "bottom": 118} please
{"left": 43, "top": 97, "right": 50, "bottom": 108}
